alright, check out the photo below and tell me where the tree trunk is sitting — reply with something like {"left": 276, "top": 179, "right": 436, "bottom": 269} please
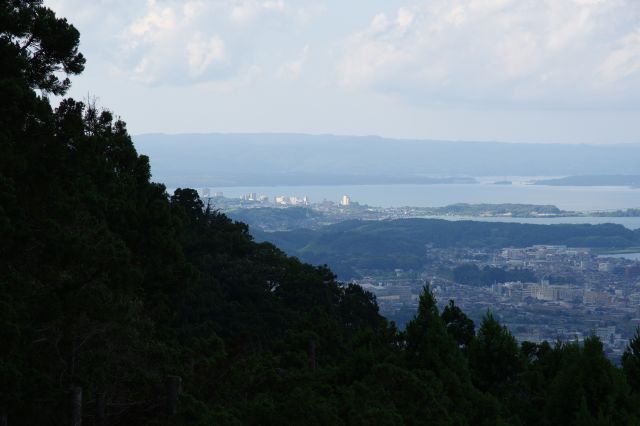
{"left": 70, "top": 386, "right": 82, "bottom": 426}
{"left": 308, "top": 340, "right": 317, "bottom": 371}
{"left": 95, "top": 392, "right": 105, "bottom": 426}
{"left": 165, "top": 375, "right": 182, "bottom": 416}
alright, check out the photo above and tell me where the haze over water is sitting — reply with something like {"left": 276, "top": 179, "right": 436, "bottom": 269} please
{"left": 214, "top": 182, "right": 640, "bottom": 211}
{"left": 209, "top": 182, "right": 640, "bottom": 229}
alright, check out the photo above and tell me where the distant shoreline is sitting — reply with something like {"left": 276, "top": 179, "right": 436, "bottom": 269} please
{"left": 214, "top": 197, "right": 640, "bottom": 231}
{"left": 534, "top": 174, "right": 640, "bottom": 187}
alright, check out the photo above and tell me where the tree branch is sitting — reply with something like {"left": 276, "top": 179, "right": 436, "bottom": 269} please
{"left": 19, "top": 35, "right": 36, "bottom": 52}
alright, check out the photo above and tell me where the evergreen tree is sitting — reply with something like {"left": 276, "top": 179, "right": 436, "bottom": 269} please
{"left": 622, "top": 327, "right": 640, "bottom": 392}
{"left": 468, "top": 311, "right": 522, "bottom": 395}
{"left": 542, "top": 336, "right": 637, "bottom": 426}
{"left": 404, "top": 286, "right": 501, "bottom": 425}
{"left": 441, "top": 299, "right": 475, "bottom": 352}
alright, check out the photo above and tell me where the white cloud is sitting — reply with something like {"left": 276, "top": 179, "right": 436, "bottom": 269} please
{"left": 230, "top": 0, "right": 288, "bottom": 24}
{"left": 45, "top": 0, "right": 640, "bottom": 109}
{"left": 601, "top": 29, "right": 640, "bottom": 83}
{"left": 443, "top": 5, "right": 465, "bottom": 27}
{"left": 230, "top": 3, "right": 257, "bottom": 24}
{"left": 115, "top": 0, "right": 311, "bottom": 86}
{"left": 129, "top": 2, "right": 176, "bottom": 36}
{"left": 338, "top": 0, "right": 640, "bottom": 107}
{"left": 396, "top": 8, "right": 414, "bottom": 30}
{"left": 44, "top": 0, "right": 317, "bottom": 87}
{"left": 263, "top": 0, "right": 285, "bottom": 12}
{"left": 278, "top": 45, "right": 309, "bottom": 80}
{"left": 42, "top": 0, "right": 640, "bottom": 142}
{"left": 497, "top": 31, "right": 540, "bottom": 78}
{"left": 186, "top": 34, "right": 226, "bottom": 77}
{"left": 370, "top": 13, "right": 390, "bottom": 33}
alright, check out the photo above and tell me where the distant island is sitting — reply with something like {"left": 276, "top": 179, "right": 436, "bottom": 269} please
{"left": 534, "top": 174, "right": 640, "bottom": 187}
{"left": 433, "top": 203, "right": 562, "bottom": 217}
{"left": 592, "top": 208, "right": 640, "bottom": 217}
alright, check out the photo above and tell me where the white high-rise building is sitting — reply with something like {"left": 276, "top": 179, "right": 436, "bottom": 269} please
{"left": 340, "top": 195, "right": 351, "bottom": 206}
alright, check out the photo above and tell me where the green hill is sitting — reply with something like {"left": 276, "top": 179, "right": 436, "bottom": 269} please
{"left": 256, "top": 219, "right": 640, "bottom": 278}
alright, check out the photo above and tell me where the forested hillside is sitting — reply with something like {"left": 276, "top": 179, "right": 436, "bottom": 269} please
{"left": 255, "top": 219, "right": 640, "bottom": 279}
{"left": 3, "top": 2, "right": 640, "bottom": 425}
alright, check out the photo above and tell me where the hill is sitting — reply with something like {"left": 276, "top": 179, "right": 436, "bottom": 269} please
{"left": 134, "top": 133, "right": 640, "bottom": 187}
{"left": 256, "top": 219, "right": 640, "bottom": 278}
{"left": 535, "top": 175, "right": 640, "bottom": 186}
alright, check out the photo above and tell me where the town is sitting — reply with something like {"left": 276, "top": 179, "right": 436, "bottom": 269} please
{"left": 200, "top": 190, "right": 640, "bottom": 233}
{"left": 357, "top": 244, "right": 640, "bottom": 362}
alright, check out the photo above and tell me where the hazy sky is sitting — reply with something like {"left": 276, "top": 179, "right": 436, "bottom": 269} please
{"left": 46, "top": 0, "right": 640, "bottom": 144}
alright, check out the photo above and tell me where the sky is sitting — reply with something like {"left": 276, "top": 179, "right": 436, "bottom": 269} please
{"left": 45, "top": 0, "right": 640, "bottom": 144}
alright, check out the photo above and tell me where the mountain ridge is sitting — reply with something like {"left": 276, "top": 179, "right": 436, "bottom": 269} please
{"left": 134, "top": 133, "right": 640, "bottom": 186}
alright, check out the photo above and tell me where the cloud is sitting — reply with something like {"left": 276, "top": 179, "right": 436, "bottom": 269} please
{"left": 186, "top": 34, "right": 226, "bottom": 78}
{"left": 45, "top": 0, "right": 640, "bottom": 107}
{"left": 118, "top": 0, "right": 321, "bottom": 86}
{"left": 600, "top": 28, "right": 640, "bottom": 83}
{"left": 46, "top": 0, "right": 317, "bottom": 87}
{"left": 338, "top": 0, "right": 640, "bottom": 107}
{"left": 230, "top": 0, "right": 286, "bottom": 24}
{"left": 120, "top": 1, "right": 238, "bottom": 85}
{"left": 277, "top": 45, "right": 309, "bottom": 80}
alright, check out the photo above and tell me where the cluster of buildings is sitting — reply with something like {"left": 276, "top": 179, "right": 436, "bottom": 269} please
{"left": 240, "top": 193, "right": 270, "bottom": 202}
{"left": 274, "top": 195, "right": 310, "bottom": 205}
{"left": 200, "top": 188, "right": 223, "bottom": 198}
{"left": 202, "top": 190, "right": 357, "bottom": 213}
{"left": 355, "top": 245, "right": 640, "bottom": 361}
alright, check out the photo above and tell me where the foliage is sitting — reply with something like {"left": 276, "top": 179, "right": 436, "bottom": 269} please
{"left": 262, "top": 219, "right": 640, "bottom": 279}
{"left": 441, "top": 300, "right": 475, "bottom": 351}
{"left": 622, "top": 327, "right": 640, "bottom": 392}
{"left": 468, "top": 312, "right": 522, "bottom": 395}
{"left": 451, "top": 264, "right": 536, "bottom": 286}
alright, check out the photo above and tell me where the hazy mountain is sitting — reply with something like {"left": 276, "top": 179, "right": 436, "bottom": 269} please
{"left": 534, "top": 175, "right": 640, "bottom": 186}
{"left": 133, "top": 133, "right": 640, "bottom": 187}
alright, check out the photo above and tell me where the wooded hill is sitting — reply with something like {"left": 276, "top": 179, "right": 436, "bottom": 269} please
{"left": 255, "top": 219, "right": 640, "bottom": 279}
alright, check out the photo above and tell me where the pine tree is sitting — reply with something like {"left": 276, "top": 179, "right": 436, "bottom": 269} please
{"left": 622, "top": 327, "right": 640, "bottom": 392}
{"left": 441, "top": 299, "right": 475, "bottom": 352}
{"left": 468, "top": 311, "right": 522, "bottom": 395}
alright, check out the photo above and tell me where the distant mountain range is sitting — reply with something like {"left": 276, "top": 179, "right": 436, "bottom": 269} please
{"left": 534, "top": 175, "right": 640, "bottom": 186}
{"left": 133, "top": 133, "right": 640, "bottom": 187}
